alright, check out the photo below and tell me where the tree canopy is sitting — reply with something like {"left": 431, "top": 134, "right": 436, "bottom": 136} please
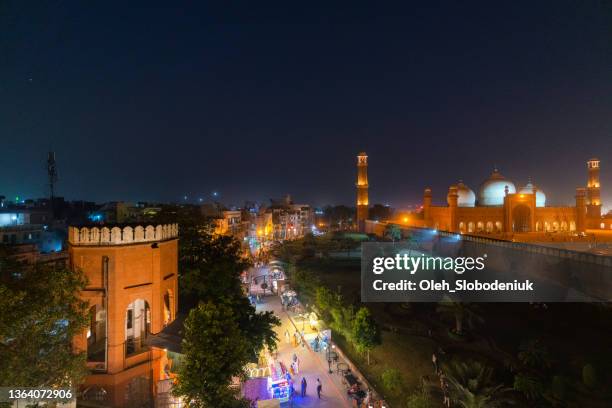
{"left": 172, "top": 222, "right": 279, "bottom": 406}
{"left": 352, "top": 307, "right": 381, "bottom": 365}
{"left": 173, "top": 302, "right": 251, "bottom": 408}
{"left": 0, "top": 248, "right": 89, "bottom": 388}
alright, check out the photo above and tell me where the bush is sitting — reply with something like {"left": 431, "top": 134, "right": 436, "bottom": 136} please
{"left": 582, "top": 364, "right": 597, "bottom": 388}
{"left": 381, "top": 368, "right": 403, "bottom": 394}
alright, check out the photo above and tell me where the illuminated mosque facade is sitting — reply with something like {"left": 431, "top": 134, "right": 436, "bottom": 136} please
{"left": 420, "top": 158, "right": 609, "bottom": 235}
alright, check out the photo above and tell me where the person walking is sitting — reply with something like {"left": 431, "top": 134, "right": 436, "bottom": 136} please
{"left": 316, "top": 378, "right": 322, "bottom": 399}
{"left": 432, "top": 352, "right": 438, "bottom": 372}
{"left": 301, "top": 377, "right": 307, "bottom": 397}
{"left": 285, "top": 329, "right": 290, "bottom": 344}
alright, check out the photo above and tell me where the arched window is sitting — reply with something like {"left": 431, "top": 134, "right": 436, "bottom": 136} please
{"left": 601, "top": 222, "right": 605, "bottom": 229}
{"left": 459, "top": 222, "right": 466, "bottom": 233}
{"left": 477, "top": 221, "right": 484, "bottom": 232}
{"left": 535, "top": 221, "right": 541, "bottom": 232}
{"left": 125, "top": 299, "right": 151, "bottom": 357}
{"left": 495, "top": 221, "right": 502, "bottom": 232}
{"left": 552, "top": 221, "right": 559, "bottom": 231}
{"left": 87, "top": 304, "right": 106, "bottom": 363}
{"left": 569, "top": 221, "right": 576, "bottom": 232}
{"left": 560, "top": 221, "right": 568, "bottom": 231}
{"left": 486, "top": 221, "right": 493, "bottom": 233}
{"left": 468, "top": 222, "right": 474, "bottom": 233}
{"left": 544, "top": 221, "right": 550, "bottom": 232}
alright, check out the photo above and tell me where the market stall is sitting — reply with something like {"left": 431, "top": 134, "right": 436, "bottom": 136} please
{"left": 267, "top": 360, "right": 292, "bottom": 403}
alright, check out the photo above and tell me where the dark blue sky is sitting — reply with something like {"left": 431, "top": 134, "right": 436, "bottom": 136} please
{"left": 1, "top": 1, "right": 611, "bottom": 209}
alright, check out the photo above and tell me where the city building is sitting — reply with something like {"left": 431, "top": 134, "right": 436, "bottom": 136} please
{"left": 263, "top": 195, "right": 314, "bottom": 241}
{"left": 0, "top": 207, "right": 63, "bottom": 252}
{"left": 413, "top": 159, "right": 609, "bottom": 235}
{"left": 214, "top": 210, "right": 246, "bottom": 237}
{"left": 69, "top": 223, "right": 179, "bottom": 407}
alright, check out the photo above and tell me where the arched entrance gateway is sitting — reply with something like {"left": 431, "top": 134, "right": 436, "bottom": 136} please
{"left": 512, "top": 204, "right": 531, "bottom": 232}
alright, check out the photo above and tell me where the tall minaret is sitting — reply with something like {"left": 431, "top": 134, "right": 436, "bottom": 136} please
{"left": 356, "top": 152, "right": 369, "bottom": 231}
{"left": 586, "top": 158, "right": 601, "bottom": 223}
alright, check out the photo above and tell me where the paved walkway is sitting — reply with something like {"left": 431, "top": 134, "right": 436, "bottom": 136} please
{"left": 256, "top": 295, "right": 352, "bottom": 407}
{"left": 251, "top": 266, "right": 352, "bottom": 407}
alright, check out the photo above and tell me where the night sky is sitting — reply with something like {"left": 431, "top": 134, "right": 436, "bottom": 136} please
{"left": 1, "top": 1, "right": 611, "bottom": 210}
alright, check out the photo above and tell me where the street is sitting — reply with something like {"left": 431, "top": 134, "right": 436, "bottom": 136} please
{"left": 250, "top": 266, "right": 353, "bottom": 408}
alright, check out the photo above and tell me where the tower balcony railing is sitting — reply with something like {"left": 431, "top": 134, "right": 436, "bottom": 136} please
{"left": 68, "top": 223, "right": 178, "bottom": 246}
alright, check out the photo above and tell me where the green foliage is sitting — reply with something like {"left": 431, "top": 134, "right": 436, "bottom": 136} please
{"left": 329, "top": 304, "right": 355, "bottom": 341}
{"left": 352, "top": 307, "right": 381, "bottom": 364}
{"left": 180, "top": 225, "right": 251, "bottom": 305}
{"left": 173, "top": 222, "right": 280, "bottom": 405}
{"left": 0, "top": 250, "right": 89, "bottom": 388}
{"left": 315, "top": 286, "right": 337, "bottom": 319}
{"left": 287, "top": 265, "right": 320, "bottom": 299}
{"left": 405, "top": 392, "right": 436, "bottom": 408}
{"left": 381, "top": 368, "right": 404, "bottom": 394}
{"left": 513, "top": 372, "right": 544, "bottom": 400}
{"left": 443, "top": 360, "right": 513, "bottom": 407}
{"left": 582, "top": 363, "right": 597, "bottom": 388}
{"left": 173, "top": 302, "right": 251, "bottom": 408}
{"left": 384, "top": 224, "right": 402, "bottom": 242}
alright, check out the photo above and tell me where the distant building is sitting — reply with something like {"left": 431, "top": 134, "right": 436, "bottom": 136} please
{"left": 401, "top": 158, "right": 610, "bottom": 235}
{"left": 0, "top": 208, "right": 62, "bottom": 252}
{"left": 263, "top": 195, "right": 314, "bottom": 240}
{"left": 214, "top": 210, "right": 246, "bottom": 238}
{"left": 356, "top": 152, "right": 369, "bottom": 232}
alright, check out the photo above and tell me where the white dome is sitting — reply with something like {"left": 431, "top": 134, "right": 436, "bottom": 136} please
{"left": 477, "top": 169, "right": 516, "bottom": 206}
{"left": 456, "top": 181, "right": 476, "bottom": 207}
{"left": 519, "top": 180, "right": 546, "bottom": 207}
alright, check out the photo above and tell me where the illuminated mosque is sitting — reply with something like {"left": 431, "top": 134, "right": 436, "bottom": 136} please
{"left": 419, "top": 158, "right": 609, "bottom": 235}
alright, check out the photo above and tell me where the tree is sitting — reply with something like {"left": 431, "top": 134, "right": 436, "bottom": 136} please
{"left": 352, "top": 307, "right": 381, "bottom": 365}
{"left": 0, "top": 249, "right": 89, "bottom": 388}
{"left": 329, "top": 304, "right": 355, "bottom": 341}
{"left": 173, "top": 302, "right": 251, "bottom": 408}
{"left": 314, "top": 286, "right": 337, "bottom": 317}
{"left": 442, "top": 360, "right": 513, "bottom": 408}
{"left": 384, "top": 224, "right": 402, "bottom": 242}
{"left": 323, "top": 205, "right": 355, "bottom": 229}
{"left": 436, "top": 300, "right": 483, "bottom": 335}
{"left": 370, "top": 204, "right": 392, "bottom": 222}
{"left": 175, "top": 223, "right": 280, "bottom": 385}
{"left": 179, "top": 225, "right": 251, "bottom": 307}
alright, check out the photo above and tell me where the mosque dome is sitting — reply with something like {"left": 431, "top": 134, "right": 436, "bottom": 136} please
{"left": 477, "top": 169, "right": 516, "bottom": 206}
{"left": 456, "top": 181, "right": 476, "bottom": 207}
{"left": 519, "top": 180, "right": 546, "bottom": 207}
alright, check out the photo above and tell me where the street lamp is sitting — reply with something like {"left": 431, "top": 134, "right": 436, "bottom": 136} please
{"left": 327, "top": 343, "right": 335, "bottom": 374}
